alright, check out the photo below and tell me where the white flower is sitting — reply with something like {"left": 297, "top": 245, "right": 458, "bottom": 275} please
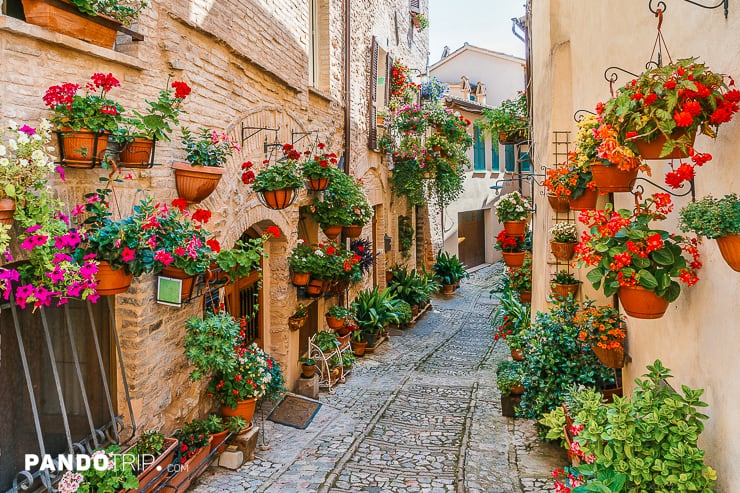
{"left": 0, "top": 158, "right": 9, "bottom": 167}
{"left": 315, "top": 250, "right": 324, "bottom": 257}
{"left": 7, "top": 139, "right": 17, "bottom": 150}
{"left": 0, "top": 145, "right": 5, "bottom": 156}
{"left": 297, "top": 238, "right": 304, "bottom": 244}
{"left": 18, "top": 159, "right": 28, "bottom": 167}
{"left": 31, "top": 149, "right": 45, "bottom": 161}
{"left": 17, "top": 134, "right": 29, "bottom": 145}
{"left": 7, "top": 120, "right": 17, "bottom": 130}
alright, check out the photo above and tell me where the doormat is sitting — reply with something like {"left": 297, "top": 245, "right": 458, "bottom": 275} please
{"left": 267, "top": 394, "right": 322, "bottom": 430}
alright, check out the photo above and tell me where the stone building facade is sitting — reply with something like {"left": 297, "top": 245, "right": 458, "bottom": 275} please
{"left": 0, "top": 0, "right": 427, "bottom": 488}
{"left": 527, "top": 1, "right": 740, "bottom": 490}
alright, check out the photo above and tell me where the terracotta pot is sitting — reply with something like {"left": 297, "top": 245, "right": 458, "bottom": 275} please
{"left": 386, "top": 270, "right": 394, "bottom": 283}
{"left": 568, "top": 188, "right": 599, "bottom": 211}
{"left": 547, "top": 194, "right": 570, "bottom": 213}
{"left": 601, "top": 385, "right": 623, "bottom": 403}
{"left": 351, "top": 340, "right": 367, "bottom": 357}
{"left": 20, "top": 0, "right": 121, "bottom": 48}
{"left": 169, "top": 440, "right": 211, "bottom": 493}
{"left": 306, "top": 278, "right": 324, "bottom": 296}
{"left": 209, "top": 430, "right": 229, "bottom": 454}
{"left": 550, "top": 241, "right": 576, "bottom": 262}
{"left": 95, "top": 261, "right": 133, "bottom": 296}
{"left": 551, "top": 282, "right": 579, "bottom": 301}
{"left": 503, "top": 220, "right": 527, "bottom": 237}
{"left": 126, "top": 436, "right": 178, "bottom": 493}
{"left": 57, "top": 128, "right": 109, "bottom": 167}
{"left": 510, "top": 348, "right": 524, "bottom": 361}
{"left": 305, "top": 176, "right": 329, "bottom": 191}
{"left": 160, "top": 265, "right": 196, "bottom": 301}
{"left": 119, "top": 138, "right": 154, "bottom": 168}
{"left": 260, "top": 188, "right": 297, "bottom": 210}
{"left": 633, "top": 128, "right": 697, "bottom": 160}
{"left": 500, "top": 393, "right": 521, "bottom": 418}
{"left": 592, "top": 345, "right": 624, "bottom": 369}
{"left": 326, "top": 314, "right": 345, "bottom": 330}
{"left": 518, "top": 290, "right": 531, "bottom": 303}
{"left": 716, "top": 234, "right": 740, "bottom": 272}
{"left": 618, "top": 285, "right": 669, "bottom": 319}
{"left": 221, "top": 397, "right": 257, "bottom": 423}
{"left": 509, "top": 383, "right": 525, "bottom": 395}
{"left": 0, "top": 198, "right": 16, "bottom": 226}
{"left": 301, "top": 364, "right": 316, "bottom": 378}
{"left": 342, "top": 224, "right": 364, "bottom": 238}
{"left": 322, "top": 225, "right": 343, "bottom": 240}
{"left": 441, "top": 283, "right": 455, "bottom": 294}
{"left": 172, "top": 161, "right": 225, "bottom": 204}
{"left": 292, "top": 271, "right": 310, "bottom": 287}
{"left": 337, "top": 333, "right": 351, "bottom": 348}
{"left": 501, "top": 251, "right": 525, "bottom": 268}
{"left": 411, "top": 305, "right": 419, "bottom": 317}
{"left": 288, "top": 314, "right": 307, "bottom": 332}
{"left": 590, "top": 163, "right": 638, "bottom": 193}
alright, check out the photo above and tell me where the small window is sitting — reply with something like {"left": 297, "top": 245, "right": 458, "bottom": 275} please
{"left": 473, "top": 126, "right": 486, "bottom": 172}
{"left": 504, "top": 145, "right": 515, "bottom": 172}
{"left": 308, "top": 0, "right": 330, "bottom": 91}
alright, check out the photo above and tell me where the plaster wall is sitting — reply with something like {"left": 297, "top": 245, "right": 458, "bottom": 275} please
{"left": 529, "top": 1, "right": 740, "bottom": 490}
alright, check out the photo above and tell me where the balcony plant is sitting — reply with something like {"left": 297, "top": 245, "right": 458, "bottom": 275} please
{"left": 213, "top": 226, "right": 278, "bottom": 282}
{"left": 495, "top": 230, "right": 526, "bottom": 268}
{"left": 202, "top": 414, "right": 246, "bottom": 453}
{"left": 288, "top": 239, "right": 313, "bottom": 286}
{"left": 246, "top": 143, "right": 304, "bottom": 210}
{"left": 549, "top": 222, "right": 578, "bottom": 261}
{"left": 173, "top": 127, "right": 238, "bottom": 204}
{"left": 575, "top": 193, "right": 701, "bottom": 319}
{"left": 601, "top": 58, "right": 739, "bottom": 186}
{"left": 543, "top": 155, "right": 597, "bottom": 212}
{"left": 679, "top": 193, "right": 740, "bottom": 271}
{"left": 575, "top": 301, "right": 626, "bottom": 369}
{"left": 495, "top": 191, "right": 531, "bottom": 237}
{"left": 420, "top": 76, "right": 447, "bottom": 102}
{"left": 43, "top": 73, "right": 124, "bottom": 167}
{"left": 289, "top": 303, "right": 309, "bottom": 331}
{"left": 389, "top": 60, "right": 420, "bottom": 106}
{"left": 172, "top": 419, "right": 210, "bottom": 491}
{"left": 61, "top": 0, "right": 147, "bottom": 25}
{"left": 310, "top": 172, "right": 372, "bottom": 239}
{"left": 411, "top": 11, "right": 428, "bottom": 30}
{"left": 491, "top": 285, "right": 529, "bottom": 360}
{"left": 550, "top": 270, "right": 580, "bottom": 302}
{"left": 478, "top": 92, "right": 528, "bottom": 144}
{"left": 326, "top": 305, "right": 351, "bottom": 330}
{"left": 300, "top": 142, "right": 340, "bottom": 191}
{"left": 125, "top": 429, "right": 179, "bottom": 492}
{"left": 432, "top": 251, "right": 469, "bottom": 293}
{"left": 507, "top": 252, "right": 532, "bottom": 303}
{"left": 390, "top": 104, "right": 428, "bottom": 134}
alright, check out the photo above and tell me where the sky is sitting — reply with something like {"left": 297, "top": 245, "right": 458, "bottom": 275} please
{"left": 428, "top": 0, "right": 526, "bottom": 65}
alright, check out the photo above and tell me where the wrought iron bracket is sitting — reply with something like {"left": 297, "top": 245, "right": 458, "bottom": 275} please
{"left": 241, "top": 123, "right": 279, "bottom": 149}
{"left": 291, "top": 129, "right": 320, "bottom": 149}
{"left": 630, "top": 176, "right": 696, "bottom": 202}
{"left": 491, "top": 172, "right": 547, "bottom": 214}
{"left": 574, "top": 109, "right": 596, "bottom": 123}
{"left": 649, "top": 0, "right": 729, "bottom": 18}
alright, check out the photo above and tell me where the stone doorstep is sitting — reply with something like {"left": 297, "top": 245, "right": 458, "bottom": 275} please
{"left": 218, "top": 425, "right": 260, "bottom": 469}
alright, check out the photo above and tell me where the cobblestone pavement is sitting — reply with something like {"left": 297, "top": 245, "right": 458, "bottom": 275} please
{"left": 193, "top": 264, "right": 565, "bottom": 493}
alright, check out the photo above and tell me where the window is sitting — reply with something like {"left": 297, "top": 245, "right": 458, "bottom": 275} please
{"left": 308, "top": 0, "right": 329, "bottom": 91}
{"left": 368, "top": 37, "right": 391, "bottom": 150}
{"left": 308, "top": 0, "right": 319, "bottom": 87}
{"left": 491, "top": 140, "right": 500, "bottom": 173}
{"left": 504, "top": 145, "right": 516, "bottom": 172}
{"left": 473, "top": 126, "right": 486, "bottom": 172}
{"left": 0, "top": 299, "right": 114, "bottom": 491}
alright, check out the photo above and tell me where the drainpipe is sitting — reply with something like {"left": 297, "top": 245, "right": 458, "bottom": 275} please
{"left": 343, "top": 0, "right": 351, "bottom": 174}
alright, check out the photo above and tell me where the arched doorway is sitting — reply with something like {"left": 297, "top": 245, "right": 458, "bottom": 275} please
{"left": 222, "top": 227, "right": 264, "bottom": 347}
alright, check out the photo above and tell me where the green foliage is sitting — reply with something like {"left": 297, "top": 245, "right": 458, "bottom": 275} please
{"left": 680, "top": 193, "right": 740, "bottom": 239}
{"left": 398, "top": 215, "right": 414, "bottom": 257}
{"left": 495, "top": 191, "right": 531, "bottom": 222}
{"left": 518, "top": 299, "right": 614, "bottom": 427}
{"left": 351, "top": 286, "right": 401, "bottom": 336}
{"left": 327, "top": 305, "right": 351, "bottom": 319}
{"left": 181, "top": 127, "right": 238, "bottom": 167}
{"left": 127, "top": 79, "right": 188, "bottom": 142}
{"left": 43, "top": 73, "right": 124, "bottom": 133}
{"left": 395, "top": 300, "right": 413, "bottom": 325}
{"left": 311, "top": 170, "right": 372, "bottom": 227}
{"left": 496, "top": 360, "right": 524, "bottom": 394}
{"left": 76, "top": 445, "right": 139, "bottom": 492}
{"left": 315, "top": 330, "right": 340, "bottom": 352}
{"left": 134, "top": 430, "right": 165, "bottom": 457}
{"left": 389, "top": 158, "right": 428, "bottom": 206}
{"left": 506, "top": 253, "right": 532, "bottom": 292}
{"left": 68, "top": 0, "right": 147, "bottom": 24}
{"left": 214, "top": 236, "right": 268, "bottom": 280}
{"left": 491, "top": 282, "right": 530, "bottom": 351}
{"left": 549, "top": 222, "right": 578, "bottom": 243}
{"left": 174, "top": 420, "right": 210, "bottom": 463}
{"left": 478, "top": 92, "right": 528, "bottom": 141}
{"left": 432, "top": 251, "right": 469, "bottom": 285}
{"left": 551, "top": 269, "right": 580, "bottom": 285}
{"left": 388, "top": 266, "right": 431, "bottom": 305}
{"left": 299, "top": 356, "right": 316, "bottom": 366}
{"left": 184, "top": 311, "right": 243, "bottom": 381}
{"left": 561, "top": 361, "right": 716, "bottom": 493}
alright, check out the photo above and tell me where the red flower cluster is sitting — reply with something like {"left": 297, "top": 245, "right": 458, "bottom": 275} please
{"left": 89, "top": 72, "right": 120, "bottom": 93}
{"left": 495, "top": 230, "right": 524, "bottom": 252}
{"left": 171, "top": 81, "right": 191, "bottom": 99}
{"left": 241, "top": 160, "right": 255, "bottom": 184}
{"left": 42, "top": 83, "right": 79, "bottom": 110}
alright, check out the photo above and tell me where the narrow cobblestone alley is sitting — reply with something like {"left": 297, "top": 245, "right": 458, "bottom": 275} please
{"left": 192, "top": 265, "right": 564, "bottom": 493}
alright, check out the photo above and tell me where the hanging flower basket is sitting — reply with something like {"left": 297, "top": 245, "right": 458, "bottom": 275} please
{"left": 618, "top": 285, "right": 669, "bottom": 319}
{"left": 592, "top": 345, "right": 625, "bottom": 369}
{"left": 342, "top": 224, "right": 364, "bottom": 238}
{"left": 95, "top": 261, "right": 133, "bottom": 295}
{"left": 160, "top": 265, "right": 196, "bottom": 301}
{"left": 518, "top": 290, "right": 531, "bottom": 304}
{"left": 172, "top": 161, "right": 225, "bottom": 204}
{"left": 547, "top": 194, "right": 570, "bottom": 213}
{"left": 257, "top": 187, "right": 298, "bottom": 210}
{"left": 0, "top": 198, "right": 16, "bottom": 226}
{"left": 568, "top": 188, "right": 599, "bottom": 211}
{"left": 57, "top": 129, "right": 109, "bottom": 168}
{"left": 322, "top": 225, "right": 343, "bottom": 241}
{"left": 305, "top": 176, "right": 329, "bottom": 191}
{"left": 550, "top": 241, "right": 576, "bottom": 262}
{"left": 288, "top": 314, "right": 308, "bottom": 332}
{"left": 715, "top": 234, "right": 740, "bottom": 272}
{"left": 551, "top": 282, "right": 579, "bottom": 302}
{"left": 590, "top": 163, "right": 638, "bottom": 193}
{"left": 118, "top": 137, "right": 155, "bottom": 168}
{"left": 501, "top": 251, "right": 525, "bottom": 268}
{"left": 633, "top": 128, "right": 697, "bottom": 160}
{"left": 306, "top": 278, "right": 325, "bottom": 297}
{"left": 503, "top": 220, "right": 527, "bottom": 237}
{"left": 292, "top": 271, "right": 311, "bottom": 287}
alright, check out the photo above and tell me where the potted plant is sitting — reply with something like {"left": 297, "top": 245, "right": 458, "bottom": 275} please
{"left": 310, "top": 171, "right": 372, "bottom": 240}
{"left": 574, "top": 301, "right": 626, "bottom": 369}
{"left": 126, "top": 430, "right": 179, "bottom": 492}
{"left": 212, "top": 226, "right": 276, "bottom": 282}
{"left": 171, "top": 419, "right": 211, "bottom": 492}
{"left": 420, "top": 76, "right": 448, "bottom": 103}
{"left": 431, "top": 251, "right": 469, "bottom": 293}
{"left": 575, "top": 194, "right": 702, "bottom": 319}
{"left": 389, "top": 60, "right": 420, "bottom": 105}
{"left": 543, "top": 155, "right": 597, "bottom": 212}
{"left": 314, "top": 330, "right": 341, "bottom": 354}
{"left": 550, "top": 270, "right": 581, "bottom": 302}
{"left": 21, "top": 0, "right": 146, "bottom": 48}
{"left": 411, "top": 11, "right": 428, "bottom": 30}
{"left": 289, "top": 303, "right": 309, "bottom": 331}
{"left": 351, "top": 287, "right": 401, "bottom": 347}
{"left": 507, "top": 253, "right": 532, "bottom": 303}
{"left": 299, "top": 357, "right": 317, "bottom": 378}
{"left": 57, "top": 445, "right": 138, "bottom": 493}
{"left": 395, "top": 300, "right": 413, "bottom": 327}
{"left": 202, "top": 414, "right": 246, "bottom": 454}
{"left": 495, "top": 230, "right": 527, "bottom": 268}
{"left": 350, "top": 321, "right": 368, "bottom": 356}
{"left": 326, "top": 305, "right": 350, "bottom": 330}
{"left": 549, "top": 222, "right": 578, "bottom": 261}
{"left": 601, "top": 58, "right": 738, "bottom": 175}
{"left": 491, "top": 287, "right": 529, "bottom": 361}
{"left": 246, "top": 143, "right": 304, "bottom": 210}
{"left": 173, "top": 127, "right": 237, "bottom": 204}
{"left": 495, "top": 191, "right": 531, "bottom": 237}
{"left": 679, "top": 193, "right": 740, "bottom": 271}
{"left": 496, "top": 360, "right": 524, "bottom": 417}
{"left": 478, "top": 92, "right": 528, "bottom": 144}
{"left": 115, "top": 79, "right": 190, "bottom": 167}
{"left": 300, "top": 142, "right": 339, "bottom": 191}
{"left": 288, "top": 239, "right": 314, "bottom": 286}
{"left": 43, "top": 73, "right": 124, "bottom": 167}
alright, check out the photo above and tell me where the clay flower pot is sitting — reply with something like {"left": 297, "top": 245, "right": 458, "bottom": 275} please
{"left": 160, "top": 265, "right": 196, "bottom": 301}
{"left": 351, "top": 340, "right": 367, "bottom": 357}
{"left": 259, "top": 188, "right": 298, "bottom": 210}
{"left": 547, "top": 194, "right": 570, "bottom": 213}
{"left": 0, "top": 198, "right": 16, "bottom": 226}
{"left": 551, "top": 282, "right": 579, "bottom": 301}
{"left": 342, "top": 224, "right": 364, "bottom": 238}
{"left": 592, "top": 345, "right": 624, "bottom": 369}
{"left": 221, "top": 397, "right": 257, "bottom": 423}
{"left": 322, "top": 225, "right": 343, "bottom": 241}
{"left": 172, "top": 161, "right": 225, "bottom": 204}
{"left": 618, "top": 285, "right": 669, "bottom": 319}
{"left": 633, "top": 128, "right": 696, "bottom": 160}
{"left": 501, "top": 251, "right": 525, "bottom": 268}
{"left": 518, "top": 290, "right": 531, "bottom": 303}
{"left": 306, "top": 176, "right": 329, "bottom": 191}
{"left": 326, "top": 314, "right": 345, "bottom": 330}
{"left": 20, "top": 0, "right": 121, "bottom": 48}
{"left": 292, "top": 272, "right": 310, "bottom": 287}
{"left": 590, "top": 163, "right": 638, "bottom": 193}
{"left": 95, "top": 261, "right": 133, "bottom": 296}
{"left": 118, "top": 137, "right": 154, "bottom": 168}
{"left": 57, "top": 128, "right": 109, "bottom": 167}
{"left": 716, "top": 234, "right": 740, "bottom": 272}
{"left": 568, "top": 188, "right": 599, "bottom": 211}
{"left": 306, "top": 279, "right": 324, "bottom": 296}
{"left": 550, "top": 241, "right": 576, "bottom": 262}
{"left": 503, "top": 220, "right": 527, "bottom": 237}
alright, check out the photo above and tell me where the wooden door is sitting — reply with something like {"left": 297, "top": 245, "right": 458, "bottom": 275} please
{"left": 458, "top": 210, "right": 485, "bottom": 268}
{"left": 224, "top": 270, "right": 262, "bottom": 347}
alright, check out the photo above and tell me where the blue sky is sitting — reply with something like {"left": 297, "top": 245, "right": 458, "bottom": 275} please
{"left": 428, "top": 0, "right": 526, "bottom": 64}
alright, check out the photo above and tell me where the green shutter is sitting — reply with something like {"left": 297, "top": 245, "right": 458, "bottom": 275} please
{"left": 473, "top": 127, "right": 486, "bottom": 171}
{"left": 491, "top": 138, "right": 500, "bottom": 172}
{"left": 520, "top": 151, "right": 531, "bottom": 171}
{"left": 504, "top": 145, "right": 515, "bottom": 172}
